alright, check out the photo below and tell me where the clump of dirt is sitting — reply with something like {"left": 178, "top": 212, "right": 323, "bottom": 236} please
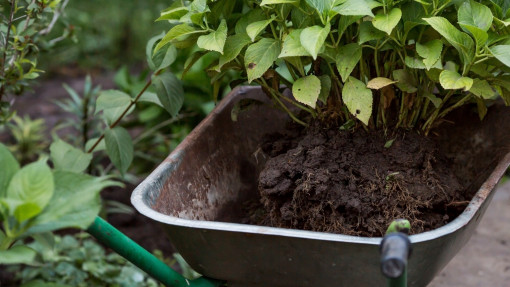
{"left": 255, "top": 122, "right": 467, "bottom": 237}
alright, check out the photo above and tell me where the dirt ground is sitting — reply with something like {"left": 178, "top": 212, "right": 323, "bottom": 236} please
{"left": 429, "top": 180, "right": 510, "bottom": 287}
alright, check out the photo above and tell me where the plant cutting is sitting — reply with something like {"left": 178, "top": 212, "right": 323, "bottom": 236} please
{"left": 131, "top": 1, "right": 510, "bottom": 285}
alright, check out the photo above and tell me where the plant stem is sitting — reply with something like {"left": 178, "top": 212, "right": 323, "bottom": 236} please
{"left": 257, "top": 79, "right": 308, "bottom": 126}
{"left": 86, "top": 69, "right": 163, "bottom": 153}
{"left": 0, "top": 0, "right": 15, "bottom": 102}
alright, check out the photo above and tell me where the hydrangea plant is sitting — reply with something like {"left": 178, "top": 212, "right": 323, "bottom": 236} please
{"left": 154, "top": 0, "right": 510, "bottom": 134}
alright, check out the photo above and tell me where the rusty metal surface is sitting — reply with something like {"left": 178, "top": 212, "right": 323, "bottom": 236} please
{"left": 132, "top": 86, "right": 510, "bottom": 287}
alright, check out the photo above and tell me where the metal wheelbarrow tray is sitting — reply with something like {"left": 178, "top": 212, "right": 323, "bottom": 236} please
{"left": 132, "top": 86, "right": 510, "bottom": 287}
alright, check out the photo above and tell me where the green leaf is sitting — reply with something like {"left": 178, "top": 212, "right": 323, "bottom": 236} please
{"left": 333, "top": 0, "right": 374, "bottom": 17}
{"left": 0, "top": 143, "right": 19, "bottom": 197}
{"left": 218, "top": 34, "right": 252, "bottom": 70}
{"left": 358, "top": 21, "right": 385, "bottom": 44}
{"left": 0, "top": 246, "right": 36, "bottom": 264}
{"left": 261, "top": 0, "right": 300, "bottom": 6}
{"left": 95, "top": 90, "right": 132, "bottom": 125}
{"left": 439, "top": 70, "right": 474, "bottom": 90}
{"left": 146, "top": 33, "right": 178, "bottom": 71}
{"left": 279, "top": 29, "right": 311, "bottom": 58}
{"left": 367, "top": 77, "right": 397, "bottom": 89}
{"left": 423, "top": 91, "right": 442, "bottom": 108}
{"left": 342, "top": 77, "right": 373, "bottom": 125}
{"left": 14, "top": 202, "right": 41, "bottom": 222}
{"left": 138, "top": 92, "right": 164, "bottom": 107}
{"left": 489, "top": 45, "right": 510, "bottom": 67}
{"left": 235, "top": 9, "right": 266, "bottom": 35}
{"left": 246, "top": 16, "right": 276, "bottom": 42}
{"left": 156, "top": 4, "right": 188, "bottom": 22}
{"left": 424, "top": 17, "right": 475, "bottom": 64}
{"left": 7, "top": 160, "right": 54, "bottom": 211}
{"left": 155, "top": 24, "right": 203, "bottom": 53}
{"left": 393, "top": 69, "right": 418, "bottom": 93}
{"left": 336, "top": 43, "right": 362, "bottom": 82}
{"left": 338, "top": 16, "right": 362, "bottom": 39}
{"left": 458, "top": 0, "right": 493, "bottom": 32}
{"left": 85, "top": 138, "right": 106, "bottom": 153}
{"left": 26, "top": 171, "right": 118, "bottom": 235}
{"left": 245, "top": 38, "right": 281, "bottom": 83}
{"left": 416, "top": 40, "right": 443, "bottom": 70}
{"left": 470, "top": 79, "right": 495, "bottom": 99}
{"left": 372, "top": 8, "right": 402, "bottom": 35}
{"left": 405, "top": 56, "right": 427, "bottom": 69}
{"left": 305, "top": 0, "right": 334, "bottom": 14}
{"left": 476, "top": 96, "right": 488, "bottom": 120}
{"left": 292, "top": 75, "right": 321, "bottom": 108}
{"left": 300, "top": 23, "right": 331, "bottom": 60}
{"left": 105, "top": 127, "right": 133, "bottom": 175}
{"left": 318, "top": 75, "right": 332, "bottom": 104}
{"left": 50, "top": 139, "right": 92, "bottom": 173}
{"left": 153, "top": 72, "right": 185, "bottom": 117}
{"left": 197, "top": 20, "right": 228, "bottom": 54}
{"left": 460, "top": 24, "right": 488, "bottom": 50}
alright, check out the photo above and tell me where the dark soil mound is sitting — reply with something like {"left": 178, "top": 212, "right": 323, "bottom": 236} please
{"left": 256, "top": 123, "right": 467, "bottom": 236}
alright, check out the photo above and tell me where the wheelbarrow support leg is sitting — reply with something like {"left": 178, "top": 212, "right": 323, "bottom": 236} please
{"left": 380, "top": 219, "right": 412, "bottom": 287}
{"left": 87, "top": 216, "right": 223, "bottom": 287}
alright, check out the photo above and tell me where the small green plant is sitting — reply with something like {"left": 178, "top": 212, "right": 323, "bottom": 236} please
{"left": 8, "top": 233, "right": 162, "bottom": 287}
{"left": 155, "top": 0, "right": 510, "bottom": 134}
{"left": 0, "top": 142, "right": 118, "bottom": 264}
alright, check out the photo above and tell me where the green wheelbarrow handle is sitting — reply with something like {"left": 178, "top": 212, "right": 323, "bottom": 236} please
{"left": 87, "top": 216, "right": 224, "bottom": 287}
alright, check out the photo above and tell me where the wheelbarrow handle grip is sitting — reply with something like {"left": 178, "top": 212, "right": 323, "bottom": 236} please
{"left": 380, "top": 232, "right": 411, "bottom": 279}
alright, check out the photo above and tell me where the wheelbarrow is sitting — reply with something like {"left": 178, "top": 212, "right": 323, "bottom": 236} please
{"left": 89, "top": 87, "right": 510, "bottom": 286}
{"left": 86, "top": 216, "right": 412, "bottom": 287}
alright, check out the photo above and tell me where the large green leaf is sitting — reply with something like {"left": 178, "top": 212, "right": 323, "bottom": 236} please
{"left": 0, "top": 246, "right": 36, "bottom": 264}
{"left": 470, "top": 78, "right": 495, "bottom": 99}
{"left": 372, "top": 8, "right": 402, "bottom": 35}
{"left": 235, "top": 9, "right": 266, "bottom": 35}
{"left": 336, "top": 43, "right": 362, "bottom": 82}
{"left": 458, "top": 0, "right": 493, "bottom": 32}
{"left": 197, "top": 19, "right": 228, "bottom": 54}
{"left": 305, "top": 0, "right": 334, "bottom": 14}
{"left": 439, "top": 70, "right": 474, "bottom": 90}
{"left": 393, "top": 69, "right": 418, "bottom": 93}
{"left": 7, "top": 160, "right": 54, "bottom": 211}
{"left": 424, "top": 17, "right": 475, "bottom": 63}
{"left": 246, "top": 16, "right": 276, "bottom": 42}
{"left": 342, "top": 77, "right": 373, "bottom": 125}
{"left": 146, "top": 33, "right": 178, "bottom": 71}
{"left": 292, "top": 75, "right": 321, "bottom": 108}
{"left": 0, "top": 143, "right": 19, "bottom": 197}
{"left": 489, "top": 45, "right": 510, "bottom": 67}
{"left": 50, "top": 139, "right": 92, "bottom": 173}
{"left": 416, "top": 40, "right": 443, "bottom": 70}
{"left": 155, "top": 24, "right": 204, "bottom": 52}
{"left": 460, "top": 24, "right": 488, "bottom": 50}
{"left": 152, "top": 72, "right": 184, "bottom": 117}
{"left": 245, "top": 38, "right": 281, "bottom": 83}
{"left": 95, "top": 90, "right": 132, "bottom": 126}
{"left": 218, "top": 34, "right": 252, "bottom": 70}
{"left": 105, "top": 127, "right": 133, "bottom": 175}
{"left": 280, "top": 29, "right": 311, "bottom": 58}
{"left": 300, "top": 23, "right": 330, "bottom": 60}
{"left": 318, "top": 75, "right": 332, "bottom": 104}
{"left": 332, "top": 0, "right": 374, "bottom": 17}
{"left": 156, "top": 2, "right": 188, "bottom": 21}
{"left": 358, "top": 21, "right": 385, "bottom": 44}
{"left": 14, "top": 202, "right": 41, "bottom": 222}
{"left": 261, "top": 0, "right": 300, "bottom": 5}
{"left": 26, "top": 171, "right": 118, "bottom": 235}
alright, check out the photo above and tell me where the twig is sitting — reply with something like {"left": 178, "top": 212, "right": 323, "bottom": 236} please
{"left": 86, "top": 69, "right": 163, "bottom": 153}
{"left": 38, "top": 0, "right": 69, "bottom": 35}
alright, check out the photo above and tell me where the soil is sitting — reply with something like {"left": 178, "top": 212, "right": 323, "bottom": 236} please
{"left": 250, "top": 101, "right": 510, "bottom": 237}
{"left": 255, "top": 122, "right": 465, "bottom": 236}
